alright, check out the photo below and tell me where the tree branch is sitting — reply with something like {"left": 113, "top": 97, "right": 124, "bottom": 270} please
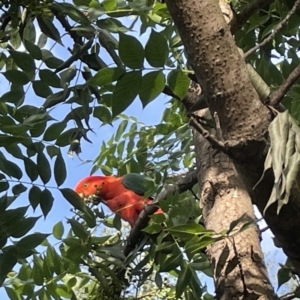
{"left": 244, "top": 0, "right": 300, "bottom": 58}
{"left": 123, "top": 170, "right": 198, "bottom": 256}
{"left": 230, "top": 0, "right": 273, "bottom": 34}
{"left": 189, "top": 116, "right": 227, "bottom": 153}
{"left": 266, "top": 64, "right": 300, "bottom": 106}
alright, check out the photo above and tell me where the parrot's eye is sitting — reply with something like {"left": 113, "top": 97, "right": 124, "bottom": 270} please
{"left": 84, "top": 183, "right": 88, "bottom": 188}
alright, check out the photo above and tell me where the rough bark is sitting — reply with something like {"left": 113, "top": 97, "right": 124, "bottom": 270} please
{"left": 193, "top": 118, "right": 275, "bottom": 299}
{"left": 165, "top": 0, "right": 300, "bottom": 276}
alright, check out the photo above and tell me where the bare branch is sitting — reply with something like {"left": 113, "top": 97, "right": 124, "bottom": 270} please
{"left": 230, "top": 0, "right": 273, "bottom": 34}
{"left": 51, "top": 7, "right": 83, "bottom": 44}
{"left": 280, "top": 291, "right": 298, "bottom": 300}
{"left": 189, "top": 116, "right": 227, "bottom": 152}
{"left": 244, "top": 0, "right": 300, "bottom": 58}
{"left": 267, "top": 64, "right": 300, "bottom": 106}
{"left": 260, "top": 226, "right": 269, "bottom": 233}
{"left": 123, "top": 170, "right": 198, "bottom": 256}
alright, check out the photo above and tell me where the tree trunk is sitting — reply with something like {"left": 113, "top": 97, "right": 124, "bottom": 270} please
{"left": 193, "top": 114, "right": 275, "bottom": 299}
{"left": 165, "top": 0, "right": 300, "bottom": 277}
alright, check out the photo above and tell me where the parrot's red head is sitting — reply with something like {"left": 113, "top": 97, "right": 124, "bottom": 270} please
{"left": 74, "top": 176, "right": 114, "bottom": 201}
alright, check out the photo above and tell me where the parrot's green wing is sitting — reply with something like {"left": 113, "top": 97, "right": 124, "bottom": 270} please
{"left": 121, "top": 173, "right": 155, "bottom": 197}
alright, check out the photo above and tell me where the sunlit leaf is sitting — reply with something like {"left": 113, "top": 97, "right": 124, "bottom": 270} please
{"left": 119, "top": 33, "right": 144, "bottom": 69}
{"left": 88, "top": 67, "right": 125, "bottom": 86}
{"left": 112, "top": 71, "right": 142, "bottom": 116}
{"left": 168, "top": 70, "right": 190, "bottom": 99}
{"left": 139, "top": 71, "right": 165, "bottom": 107}
{"left": 53, "top": 221, "right": 64, "bottom": 240}
{"left": 145, "top": 30, "right": 168, "bottom": 67}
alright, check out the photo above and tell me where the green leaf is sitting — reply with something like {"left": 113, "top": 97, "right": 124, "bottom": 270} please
{"left": 68, "top": 218, "right": 89, "bottom": 239}
{"left": 46, "top": 145, "right": 60, "bottom": 158}
{"left": 32, "top": 80, "right": 52, "bottom": 98}
{"left": 37, "top": 17, "right": 63, "bottom": 45}
{"left": 44, "top": 122, "right": 66, "bottom": 141}
{"left": 6, "top": 144, "right": 22, "bottom": 160}
{"left": 12, "top": 183, "right": 27, "bottom": 195}
{"left": 0, "top": 179, "right": 9, "bottom": 193}
{"left": 112, "top": 71, "right": 142, "bottom": 116}
{"left": 23, "top": 39, "right": 42, "bottom": 60}
{"left": 10, "top": 216, "right": 40, "bottom": 238}
{"left": 59, "top": 65, "right": 77, "bottom": 87}
{"left": 23, "top": 20, "right": 36, "bottom": 44}
{"left": 0, "top": 151, "right": 22, "bottom": 179}
{"left": 119, "top": 33, "right": 144, "bottom": 69}
{"left": 40, "top": 189, "right": 54, "bottom": 218}
{"left": 145, "top": 30, "right": 168, "bottom": 67}
{"left": 53, "top": 221, "right": 64, "bottom": 240}
{"left": 23, "top": 157, "right": 38, "bottom": 182}
{"left": 37, "top": 33, "right": 47, "bottom": 48}
{"left": 88, "top": 67, "right": 125, "bottom": 86}
{"left": 159, "top": 254, "right": 182, "bottom": 272}
{"left": 54, "top": 150, "right": 67, "bottom": 186}
{"left": 139, "top": 71, "right": 165, "bottom": 107}
{"left": 37, "top": 151, "right": 51, "bottom": 184}
{"left": 102, "top": 0, "right": 116, "bottom": 11}
{"left": 54, "top": 3, "right": 90, "bottom": 25}
{"left": 56, "top": 128, "right": 78, "bottom": 147}
{"left": 277, "top": 267, "right": 291, "bottom": 290}
{"left": 227, "top": 213, "right": 248, "bottom": 234}
{"left": 15, "top": 233, "right": 50, "bottom": 253}
{"left": 28, "top": 185, "right": 41, "bottom": 209}
{"left": 176, "top": 262, "right": 192, "bottom": 298}
{"left": 143, "top": 223, "right": 162, "bottom": 234}
{"left": 42, "top": 88, "right": 71, "bottom": 109}
{"left": 9, "top": 50, "right": 35, "bottom": 72}
{"left": 113, "top": 214, "right": 122, "bottom": 230}
{"left": 2, "top": 70, "right": 30, "bottom": 85}
{"left": 168, "top": 223, "right": 206, "bottom": 236}
{"left": 73, "top": 0, "right": 91, "bottom": 5}
{"left": 93, "top": 106, "right": 112, "bottom": 124}
{"left": 5, "top": 287, "right": 21, "bottom": 300}
{"left": 39, "top": 69, "right": 61, "bottom": 88}
{"left": 47, "top": 245, "right": 62, "bottom": 275}
{"left": 115, "top": 120, "right": 128, "bottom": 141}
{"left": 60, "top": 188, "right": 87, "bottom": 212}
{"left": 0, "top": 246, "right": 18, "bottom": 286}
{"left": 32, "top": 255, "right": 44, "bottom": 285}
{"left": 168, "top": 70, "right": 190, "bottom": 99}
{"left": 97, "top": 18, "right": 128, "bottom": 33}
{"left": 41, "top": 49, "right": 65, "bottom": 69}
{"left": 0, "top": 90, "right": 25, "bottom": 104}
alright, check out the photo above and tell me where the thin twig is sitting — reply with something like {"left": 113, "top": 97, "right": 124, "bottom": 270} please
{"left": 267, "top": 64, "right": 300, "bottom": 106}
{"left": 279, "top": 291, "right": 297, "bottom": 300}
{"left": 260, "top": 226, "right": 269, "bottom": 233}
{"left": 244, "top": 0, "right": 300, "bottom": 58}
{"left": 124, "top": 170, "right": 198, "bottom": 256}
{"left": 189, "top": 116, "right": 226, "bottom": 152}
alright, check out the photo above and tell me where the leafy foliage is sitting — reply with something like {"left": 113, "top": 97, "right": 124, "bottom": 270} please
{"left": 255, "top": 111, "right": 300, "bottom": 214}
{"left": 0, "top": 0, "right": 298, "bottom": 299}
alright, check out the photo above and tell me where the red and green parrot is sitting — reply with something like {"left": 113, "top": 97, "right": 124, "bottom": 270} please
{"left": 74, "top": 173, "right": 163, "bottom": 227}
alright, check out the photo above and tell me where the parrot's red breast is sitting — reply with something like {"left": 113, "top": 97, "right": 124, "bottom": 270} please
{"left": 74, "top": 175, "right": 162, "bottom": 227}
